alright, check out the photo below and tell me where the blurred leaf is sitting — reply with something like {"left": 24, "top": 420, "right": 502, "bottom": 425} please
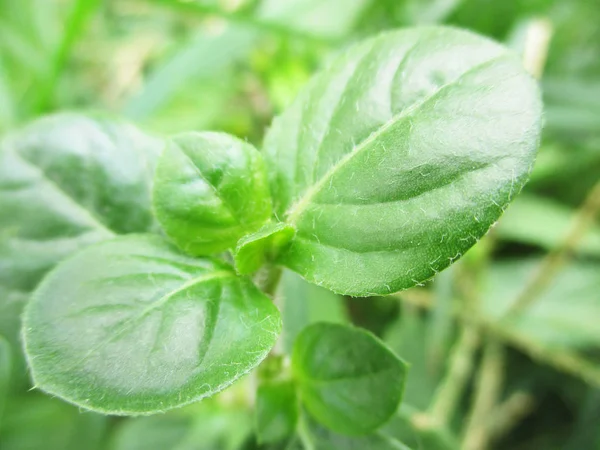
{"left": 124, "top": 23, "right": 258, "bottom": 121}
{"left": 298, "top": 411, "right": 410, "bottom": 450}
{"left": 385, "top": 306, "right": 442, "bottom": 410}
{"left": 0, "top": 393, "right": 106, "bottom": 450}
{"left": 0, "top": 288, "right": 28, "bottom": 390}
{"left": 496, "top": 193, "right": 600, "bottom": 256}
{"left": 110, "top": 403, "right": 252, "bottom": 450}
{"left": 483, "top": 259, "right": 600, "bottom": 349}
{"left": 278, "top": 270, "right": 349, "bottom": 354}
{"left": 256, "top": 0, "right": 371, "bottom": 39}
{"left": 256, "top": 380, "right": 298, "bottom": 444}
{"left": 0, "top": 335, "right": 10, "bottom": 425}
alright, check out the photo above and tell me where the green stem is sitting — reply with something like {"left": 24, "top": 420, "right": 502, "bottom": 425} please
{"left": 428, "top": 324, "right": 480, "bottom": 427}
{"left": 503, "top": 180, "right": 600, "bottom": 319}
{"left": 393, "top": 291, "right": 600, "bottom": 387}
{"left": 462, "top": 339, "right": 505, "bottom": 450}
{"left": 256, "top": 264, "right": 283, "bottom": 298}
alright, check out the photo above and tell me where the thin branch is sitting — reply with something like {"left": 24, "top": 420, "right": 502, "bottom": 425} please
{"left": 503, "top": 180, "right": 600, "bottom": 319}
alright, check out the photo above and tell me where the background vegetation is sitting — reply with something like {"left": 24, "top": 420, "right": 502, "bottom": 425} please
{"left": 0, "top": 0, "right": 599, "bottom": 449}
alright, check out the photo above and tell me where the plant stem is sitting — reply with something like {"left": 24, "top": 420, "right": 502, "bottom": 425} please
{"left": 462, "top": 339, "right": 505, "bottom": 450}
{"left": 255, "top": 264, "right": 283, "bottom": 298}
{"left": 428, "top": 324, "right": 480, "bottom": 427}
{"left": 503, "top": 180, "right": 600, "bottom": 319}
{"left": 393, "top": 291, "right": 600, "bottom": 387}
{"left": 486, "top": 391, "right": 535, "bottom": 443}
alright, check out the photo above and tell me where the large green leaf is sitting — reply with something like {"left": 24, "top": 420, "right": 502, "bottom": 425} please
{"left": 23, "top": 234, "right": 281, "bottom": 414}
{"left": 263, "top": 27, "right": 542, "bottom": 295}
{"left": 292, "top": 323, "right": 407, "bottom": 435}
{"left": 153, "top": 132, "right": 272, "bottom": 256}
{"left": 0, "top": 113, "right": 162, "bottom": 293}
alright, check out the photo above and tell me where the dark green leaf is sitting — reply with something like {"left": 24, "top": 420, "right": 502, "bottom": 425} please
{"left": 153, "top": 132, "right": 272, "bottom": 256}
{"left": 234, "top": 222, "right": 295, "bottom": 274}
{"left": 278, "top": 270, "right": 349, "bottom": 354}
{"left": 0, "top": 113, "right": 161, "bottom": 293}
{"left": 292, "top": 323, "right": 407, "bottom": 435}
{"left": 256, "top": 380, "right": 298, "bottom": 444}
{"left": 23, "top": 234, "right": 281, "bottom": 414}
{"left": 298, "top": 411, "right": 411, "bottom": 450}
{"left": 263, "top": 27, "right": 542, "bottom": 295}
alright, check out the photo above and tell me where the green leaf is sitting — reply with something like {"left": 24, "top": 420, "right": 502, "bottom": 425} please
{"left": 0, "top": 393, "right": 107, "bottom": 450}
{"left": 153, "top": 132, "right": 273, "bottom": 256}
{"left": 0, "top": 113, "right": 161, "bottom": 293}
{"left": 0, "top": 335, "right": 11, "bottom": 425}
{"left": 23, "top": 234, "right": 281, "bottom": 414}
{"left": 256, "top": 380, "right": 299, "bottom": 444}
{"left": 298, "top": 411, "right": 411, "bottom": 450}
{"left": 292, "top": 323, "right": 407, "bottom": 435}
{"left": 263, "top": 27, "right": 542, "bottom": 295}
{"left": 110, "top": 402, "right": 252, "bottom": 450}
{"left": 278, "top": 270, "right": 349, "bottom": 354}
{"left": 234, "top": 222, "right": 295, "bottom": 274}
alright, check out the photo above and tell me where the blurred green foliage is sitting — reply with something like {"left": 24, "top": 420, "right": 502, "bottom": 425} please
{"left": 0, "top": 0, "right": 599, "bottom": 449}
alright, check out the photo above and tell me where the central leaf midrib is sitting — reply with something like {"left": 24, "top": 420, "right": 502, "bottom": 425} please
{"left": 284, "top": 52, "right": 508, "bottom": 226}
{"left": 13, "top": 149, "right": 117, "bottom": 235}
{"left": 63, "top": 270, "right": 234, "bottom": 372}
{"left": 175, "top": 143, "right": 243, "bottom": 228}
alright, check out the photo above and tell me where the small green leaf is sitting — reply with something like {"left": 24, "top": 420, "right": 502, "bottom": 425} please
{"left": 292, "top": 323, "right": 407, "bottom": 435}
{"left": 0, "top": 113, "right": 162, "bottom": 293}
{"left": 23, "top": 234, "right": 281, "bottom": 414}
{"left": 234, "top": 222, "right": 295, "bottom": 274}
{"left": 0, "top": 335, "right": 11, "bottom": 424}
{"left": 256, "top": 380, "right": 299, "bottom": 444}
{"left": 263, "top": 27, "right": 542, "bottom": 295}
{"left": 153, "top": 132, "right": 272, "bottom": 256}
{"left": 299, "top": 411, "right": 411, "bottom": 450}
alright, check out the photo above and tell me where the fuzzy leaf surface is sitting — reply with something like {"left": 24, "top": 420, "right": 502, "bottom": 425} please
{"left": 153, "top": 132, "right": 272, "bottom": 256}
{"left": 263, "top": 27, "right": 542, "bottom": 295}
{"left": 23, "top": 235, "right": 281, "bottom": 414}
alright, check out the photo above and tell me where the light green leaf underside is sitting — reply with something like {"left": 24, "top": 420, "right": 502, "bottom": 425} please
{"left": 292, "top": 323, "right": 407, "bottom": 436}
{"left": 264, "top": 26, "right": 542, "bottom": 296}
{"left": 0, "top": 113, "right": 162, "bottom": 293}
{"left": 153, "top": 131, "right": 273, "bottom": 256}
{"left": 23, "top": 235, "right": 281, "bottom": 415}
